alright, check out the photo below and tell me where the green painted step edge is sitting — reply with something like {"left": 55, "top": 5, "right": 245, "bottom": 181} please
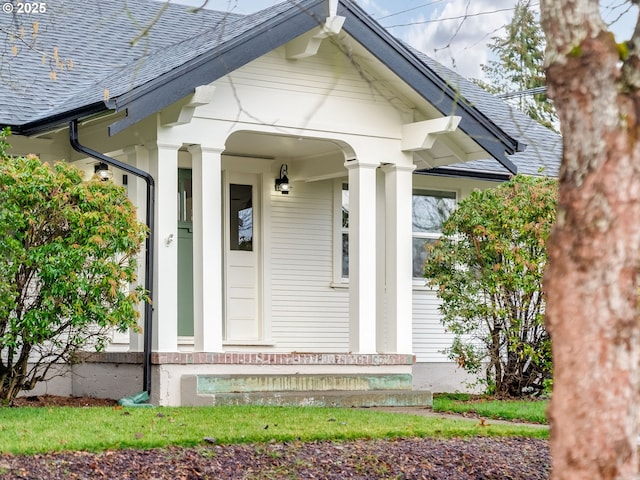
{"left": 196, "top": 374, "right": 413, "bottom": 394}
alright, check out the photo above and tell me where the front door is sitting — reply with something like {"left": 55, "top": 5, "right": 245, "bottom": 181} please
{"left": 224, "top": 173, "right": 261, "bottom": 342}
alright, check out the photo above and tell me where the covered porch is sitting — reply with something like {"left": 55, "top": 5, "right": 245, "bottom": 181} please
{"left": 140, "top": 125, "right": 421, "bottom": 405}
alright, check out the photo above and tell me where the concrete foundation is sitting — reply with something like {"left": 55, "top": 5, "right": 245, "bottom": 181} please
{"left": 412, "top": 362, "right": 483, "bottom": 393}
{"left": 72, "top": 362, "right": 143, "bottom": 399}
{"left": 16, "top": 355, "right": 479, "bottom": 405}
{"left": 180, "top": 372, "right": 428, "bottom": 407}
{"left": 17, "top": 364, "right": 72, "bottom": 398}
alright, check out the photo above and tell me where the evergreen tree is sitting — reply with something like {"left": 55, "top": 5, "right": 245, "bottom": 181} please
{"left": 476, "top": 1, "right": 557, "bottom": 131}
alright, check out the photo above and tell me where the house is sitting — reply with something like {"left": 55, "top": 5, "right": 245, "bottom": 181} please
{"left": 0, "top": 0, "right": 561, "bottom": 406}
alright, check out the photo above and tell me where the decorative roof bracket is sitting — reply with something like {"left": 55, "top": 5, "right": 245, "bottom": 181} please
{"left": 401, "top": 116, "right": 461, "bottom": 151}
{"left": 286, "top": 14, "right": 345, "bottom": 59}
{"left": 160, "top": 85, "right": 216, "bottom": 127}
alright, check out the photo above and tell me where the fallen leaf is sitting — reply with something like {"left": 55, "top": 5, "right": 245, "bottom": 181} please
{"left": 477, "top": 418, "right": 491, "bottom": 427}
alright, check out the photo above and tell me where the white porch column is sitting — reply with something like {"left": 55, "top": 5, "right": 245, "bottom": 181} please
{"left": 149, "top": 142, "right": 180, "bottom": 352}
{"left": 382, "top": 163, "right": 416, "bottom": 353}
{"left": 124, "top": 146, "right": 149, "bottom": 352}
{"left": 188, "top": 145, "right": 223, "bottom": 352}
{"left": 344, "top": 159, "right": 379, "bottom": 354}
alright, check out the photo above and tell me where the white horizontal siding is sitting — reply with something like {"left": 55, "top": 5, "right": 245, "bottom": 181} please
{"left": 412, "top": 288, "right": 454, "bottom": 362}
{"left": 231, "top": 48, "right": 392, "bottom": 103}
{"left": 270, "top": 180, "right": 349, "bottom": 351}
{"left": 198, "top": 46, "right": 409, "bottom": 139}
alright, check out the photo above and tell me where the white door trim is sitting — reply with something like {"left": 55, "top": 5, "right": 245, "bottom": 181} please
{"left": 223, "top": 171, "right": 263, "bottom": 343}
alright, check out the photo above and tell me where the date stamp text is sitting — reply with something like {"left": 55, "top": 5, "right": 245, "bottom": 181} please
{"left": 2, "top": 2, "right": 47, "bottom": 14}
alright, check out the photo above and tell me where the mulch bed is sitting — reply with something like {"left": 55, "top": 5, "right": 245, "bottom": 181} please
{"left": 1, "top": 396, "right": 550, "bottom": 479}
{"left": 11, "top": 395, "right": 117, "bottom": 408}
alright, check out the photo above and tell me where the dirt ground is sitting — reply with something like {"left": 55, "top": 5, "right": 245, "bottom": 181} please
{"left": 11, "top": 394, "right": 118, "bottom": 408}
{"left": 1, "top": 396, "right": 550, "bottom": 479}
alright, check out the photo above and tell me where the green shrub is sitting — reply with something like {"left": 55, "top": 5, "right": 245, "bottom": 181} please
{"left": 0, "top": 129, "right": 147, "bottom": 404}
{"left": 425, "top": 175, "right": 556, "bottom": 397}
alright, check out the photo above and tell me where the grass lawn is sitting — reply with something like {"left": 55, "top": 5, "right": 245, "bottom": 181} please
{"left": 0, "top": 404, "right": 547, "bottom": 455}
{"left": 433, "top": 393, "right": 548, "bottom": 424}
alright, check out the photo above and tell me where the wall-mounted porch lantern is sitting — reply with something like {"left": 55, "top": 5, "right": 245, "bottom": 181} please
{"left": 94, "top": 162, "right": 113, "bottom": 180}
{"left": 275, "top": 164, "right": 290, "bottom": 194}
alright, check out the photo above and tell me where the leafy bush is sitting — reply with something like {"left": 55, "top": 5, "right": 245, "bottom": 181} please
{"left": 424, "top": 175, "right": 556, "bottom": 397}
{"left": 0, "top": 129, "right": 147, "bottom": 404}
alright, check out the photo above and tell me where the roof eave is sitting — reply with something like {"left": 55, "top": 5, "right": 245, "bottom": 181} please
{"left": 2, "top": 103, "right": 108, "bottom": 137}
{"left": 416, "top": 167, "right": 512, "bottom": 182}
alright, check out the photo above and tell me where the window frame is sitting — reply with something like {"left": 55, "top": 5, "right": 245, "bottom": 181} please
{"left": 411, "top": 188, "right": 458, "bottom": 283}
{"left": 332, "top": 179, "right": 458, "bottom": 287}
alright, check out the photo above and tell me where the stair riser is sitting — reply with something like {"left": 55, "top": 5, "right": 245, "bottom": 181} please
{"left": 196, "top": 374, "right": 413, "bottom": 394}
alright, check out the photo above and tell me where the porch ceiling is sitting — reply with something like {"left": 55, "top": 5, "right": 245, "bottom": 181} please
{"left": 223, "top": 131, "right": 344, "bottom": 161}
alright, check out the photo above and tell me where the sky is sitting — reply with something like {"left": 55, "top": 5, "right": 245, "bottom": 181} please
{"left": 170, "top": 1, "right": 638, "bottom": 80}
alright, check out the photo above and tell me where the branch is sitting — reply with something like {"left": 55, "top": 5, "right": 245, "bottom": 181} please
{"left": 128, "top": 1, "right": 170, "bottom": 46}
{"left": 0, "top": 25, "right": 67, "bottom": 66}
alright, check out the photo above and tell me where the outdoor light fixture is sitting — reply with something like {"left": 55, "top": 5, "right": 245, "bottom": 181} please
{"left": 275, "top": 164, "right": 290, "bottom": 194}
{"left": 94, "top": 162, "right": 113, "bottom": 180}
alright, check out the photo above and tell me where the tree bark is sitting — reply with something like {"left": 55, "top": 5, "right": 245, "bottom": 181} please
{"left": 541, "top": 1, "right": 640, "bottom": 478}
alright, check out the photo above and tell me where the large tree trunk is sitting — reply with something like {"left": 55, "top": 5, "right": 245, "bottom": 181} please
{"left": 540, "top": 2, "right": 640, "bottom": 479}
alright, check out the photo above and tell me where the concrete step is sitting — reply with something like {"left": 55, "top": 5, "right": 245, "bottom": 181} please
{"left": 192, "top": 374, "right": 413, "bottom": 394}
{"left": 181, "top": 389, "right": 433, "bottom": 408}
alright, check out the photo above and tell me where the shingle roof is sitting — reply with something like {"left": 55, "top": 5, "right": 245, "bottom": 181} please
{"left": 0, "top": 0, "right": 560, "bottom": 177}
{"left": 411, "top": 50, "right": 561, "bottom": 177}
{"left": 106, "top": 0, "right": 326, "bottom": 135}
{"left": 0, "top": 0, "right": 241, "bottom": 125}
{"left": 66, "top": 2, "right": 298, "bottom": 124}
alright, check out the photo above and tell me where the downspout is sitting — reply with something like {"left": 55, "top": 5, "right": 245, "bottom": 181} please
{"left": 69, "top": 119, "right": 155, "bottom": 397}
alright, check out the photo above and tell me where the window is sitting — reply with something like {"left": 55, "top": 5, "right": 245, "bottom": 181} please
{"left": 334, "top": 182, "right": 456, "bottom": 282}
{"left": 341, "top": 183, "right": 349, "bottom": 278}
{"left": 229, "top": 183, "right": 253, "bottom": 251}
{"left": 412, "top": 189, "right": 456, "bottom": 278}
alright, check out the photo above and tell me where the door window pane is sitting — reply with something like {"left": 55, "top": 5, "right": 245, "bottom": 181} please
{"left": 230, "top": 184, "right": 253, "bottom": 251}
